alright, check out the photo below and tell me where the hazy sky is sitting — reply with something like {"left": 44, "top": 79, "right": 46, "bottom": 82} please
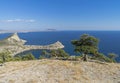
{"left": 0, "top": 0, "right": 120, "bottom": 31}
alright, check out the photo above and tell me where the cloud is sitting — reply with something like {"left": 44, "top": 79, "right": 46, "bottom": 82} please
{"left": 0, "top": 19, "right": 35, "bottom": 23}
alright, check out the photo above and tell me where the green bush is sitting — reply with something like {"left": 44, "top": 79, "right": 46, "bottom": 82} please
{"left": 93, "top": 53, "right": 116, "bottom": 62}
{"left": 0, "top": 51, "right": 13, "bottom": 63}
{"left": 39, "top": 55, "right": 46, "bottom": 59}
{"left": 50, "top": 49, "right": 69, "bottom": 58}
{"left": 13, "top": 55, "right": 22, "bottom": 61}
{"left": 21, "top": 53, "right": 36, "bottom": 60}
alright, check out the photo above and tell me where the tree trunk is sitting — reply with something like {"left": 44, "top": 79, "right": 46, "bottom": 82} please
{"left": 2, "top": 55, "right": 6, "bottom": 64}
{"left": 82, "top": 53, "right": 88, "bottom": 61}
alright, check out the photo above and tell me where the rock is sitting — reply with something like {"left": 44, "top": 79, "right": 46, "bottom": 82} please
{"left": 6, "top": 33, "right": 27, "bottom": 45}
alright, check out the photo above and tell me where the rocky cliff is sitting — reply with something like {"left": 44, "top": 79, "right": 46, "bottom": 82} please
{"left": 0, "top": 33, "right": 64, "bottom": 56}
{"left": 5, "top": 33, "right": 26, "bottom": 45}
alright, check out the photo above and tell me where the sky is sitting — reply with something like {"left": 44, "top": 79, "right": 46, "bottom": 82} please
{"left": 0, "top": 0, "right": 120, "bottom": 31}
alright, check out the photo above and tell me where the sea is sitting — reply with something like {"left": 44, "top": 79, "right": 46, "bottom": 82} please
{"left": 0, "top": 31, "right": 120, "bottom": 62}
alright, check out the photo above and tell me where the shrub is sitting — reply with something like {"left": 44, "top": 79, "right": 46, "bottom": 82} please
{"left": 93, "top": 53, "right": 115, "bottom": 62}
{"left": 21, "top": 53, "right": 36, "bottom": 60}
{"left": 50, "top": 49, "right": 69, "bottom": 58}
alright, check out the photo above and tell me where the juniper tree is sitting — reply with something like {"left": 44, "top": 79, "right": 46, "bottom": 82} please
{"left": 71, "top": 34, "right": 99, "bottom": 61}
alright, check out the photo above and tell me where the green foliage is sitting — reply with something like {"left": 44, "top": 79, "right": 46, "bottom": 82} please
{"left": 0, "top": 51, "right": 36, "bottom": 63}
{"left": 71, "top": 34, "right": 99, "bottom": 61}
{"left": 50, "top": 49, "right": 69, "bottom": 58}
{"left": 71, "top": 34, "right": 118, "bottom": 62}
{"left": 14, "top": 55, "right": 22, "bottom": 61}
{"left": 39, "top": 55, "right": 45, "bottom": 59}
{"left": 92, "top": 53, "right": 116, "bottom": 62}
{"left": 39, "top": 50, "right": 50, "bottom": 59}
{"left": 71, "top": 34, "right": 99, "bottom": 55}
{"left": 39, "top": 49, "right": 69, "bottom": 59}
{"left": 108, "top": 53, "right": 117, "bottom": 62}
{"left": 0, "top": 51, "right": 13, "bottom": 63}
{"left": 21, "top": 53, "right": 36, "bottom": 60}
{"left": 41, "top": 50, "right": 50, "bottom": 58}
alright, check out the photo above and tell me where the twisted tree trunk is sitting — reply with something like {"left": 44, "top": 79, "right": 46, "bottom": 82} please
{"left": 82, "top": 53, "right": 88, "bottom": 61}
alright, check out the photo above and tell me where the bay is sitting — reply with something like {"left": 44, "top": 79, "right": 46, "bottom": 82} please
{"left": 0, "top": 31, "right": 120, "bottom": 61}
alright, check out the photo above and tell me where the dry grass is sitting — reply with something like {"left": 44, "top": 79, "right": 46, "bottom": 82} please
{"left": 8, "top": 79, "right": 15, "bottom": 83}
{"left": 0, "top": 59, "right": 119, "bottom": 83}
{"left": 27, "top": 79, "right": 38, "bottom": 83}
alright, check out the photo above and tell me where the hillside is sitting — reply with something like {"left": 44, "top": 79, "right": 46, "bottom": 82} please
{"left": 0, "top": 60, "right": 120, "bottom": 83}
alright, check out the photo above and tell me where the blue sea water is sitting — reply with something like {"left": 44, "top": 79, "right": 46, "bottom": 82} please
{"left": 0, "top": 31, "right": 120, "bottom": 61}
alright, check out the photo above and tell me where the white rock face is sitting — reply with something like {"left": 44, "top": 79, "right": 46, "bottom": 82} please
{"left": 8, "top": 33, "right": 21, "bottom": 41}
{"left": 6, "top": 33, "right": 27, "bottom": 45}
{"left": 52, "top": 41, "right": 64, "bottom": 49}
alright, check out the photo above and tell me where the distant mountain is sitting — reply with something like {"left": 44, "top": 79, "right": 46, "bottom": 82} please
{"left": 46, "top": 29, "right": 57, "bottom": 31}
